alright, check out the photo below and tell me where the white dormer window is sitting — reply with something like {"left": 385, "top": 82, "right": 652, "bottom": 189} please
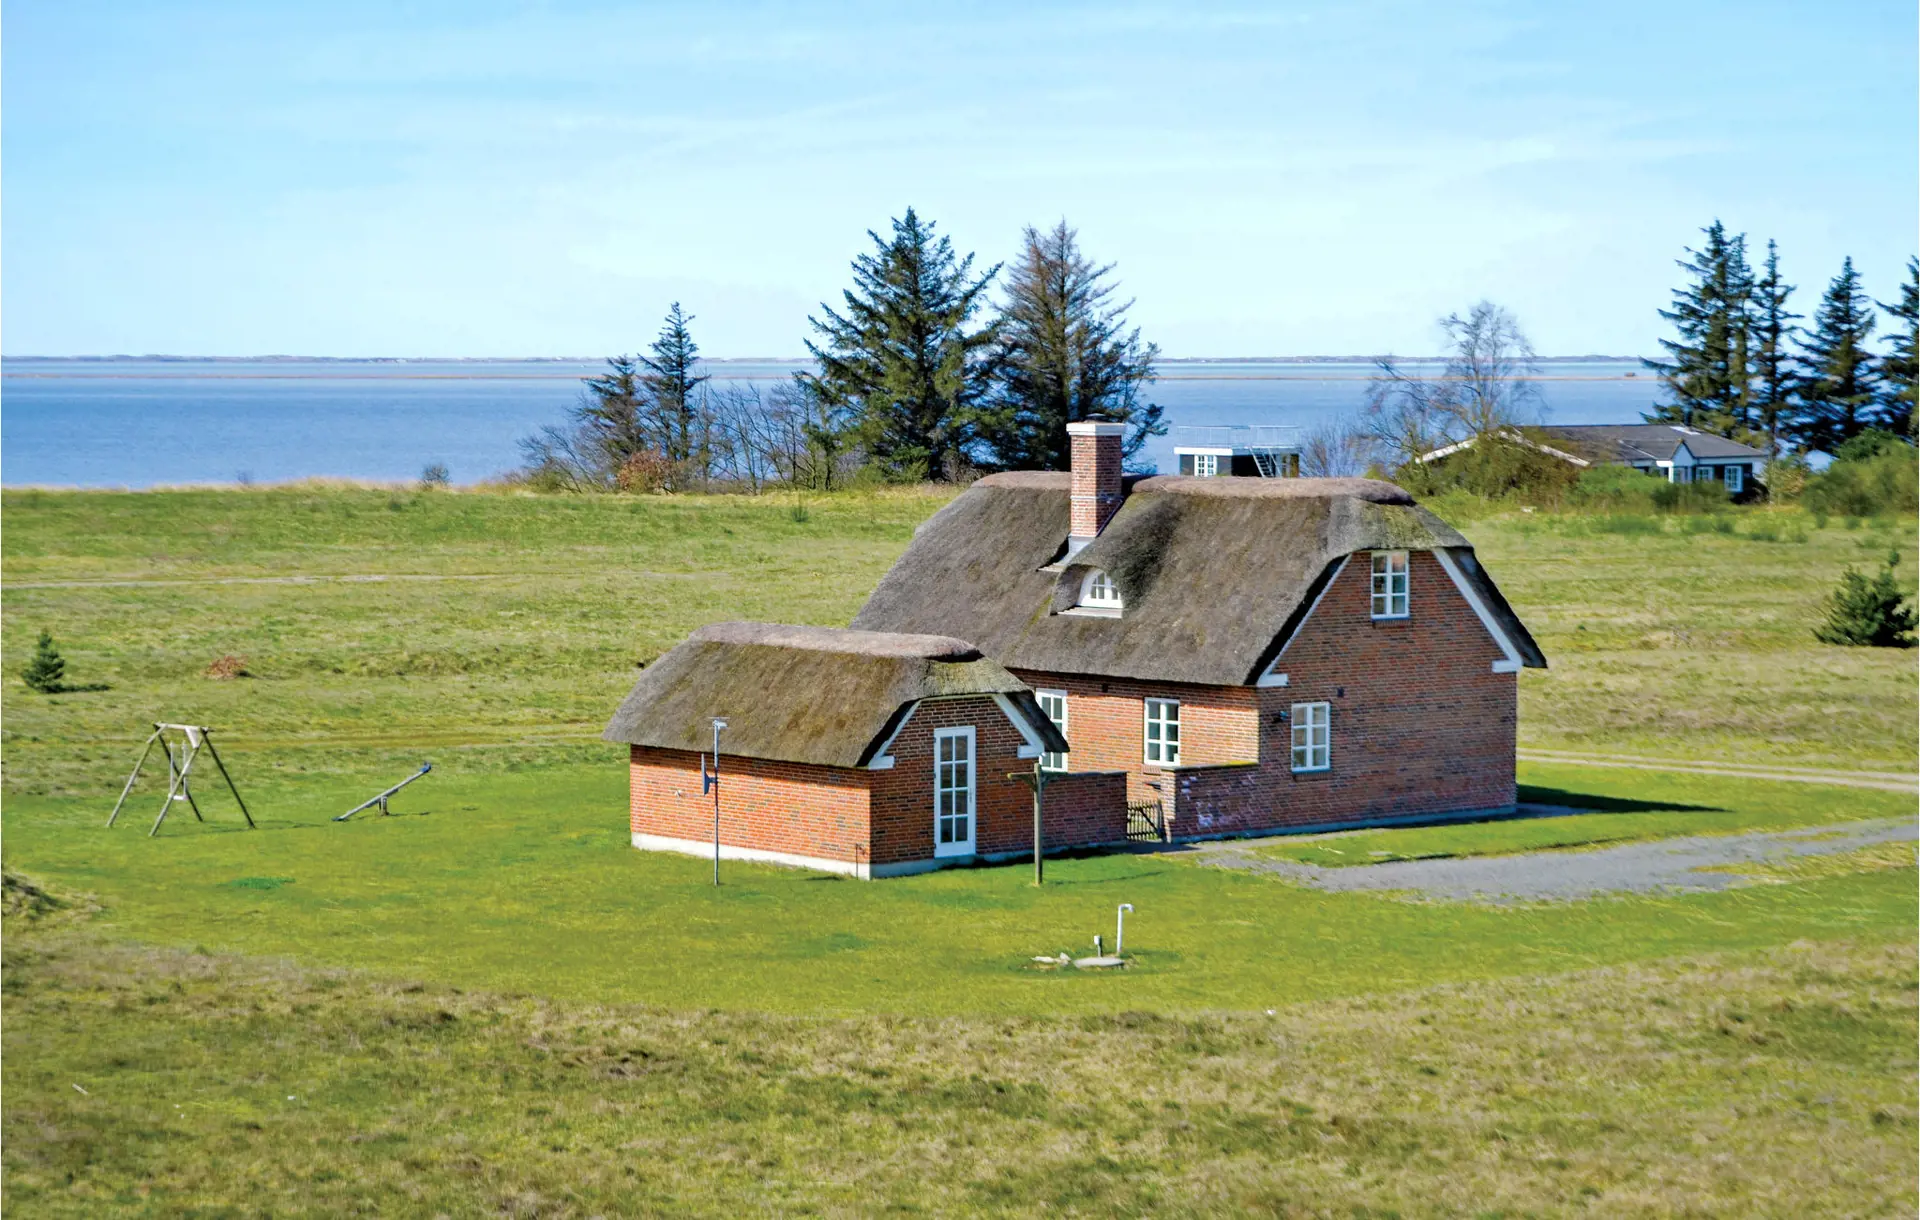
{"left": 1080, "top": 569, "right": 1123, "bottom": 609}
{"left": 1371, "top": 551, "right": 1409, "bottom": 619}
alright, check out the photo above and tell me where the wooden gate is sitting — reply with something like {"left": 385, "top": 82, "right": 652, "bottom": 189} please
{"left": 1125, "top": 799, "right": 1166, "bottom": 844}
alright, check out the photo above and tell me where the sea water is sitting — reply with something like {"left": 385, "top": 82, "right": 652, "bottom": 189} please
{"left": 0, "top": 358, "right": 1660, "bottom": 488}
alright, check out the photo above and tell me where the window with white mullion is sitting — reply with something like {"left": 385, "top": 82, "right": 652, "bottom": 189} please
{"left": 1290, "top": 701, "right": 1330, "bottom": 772}
{"left": 1036, "top": 690, "right": 1069, "bottom": 772}
{"left": 1144, "top": 698, "right": 1181, "bottom": 766}
{"left": 1370, "top": 550, "right": 1409, "bottom": 619}
{"left": 1080, "top": 569, "right": 1122, "bottom": 609}
{"left": 1193, "top": 452, "right": 1219, "bottom": 477}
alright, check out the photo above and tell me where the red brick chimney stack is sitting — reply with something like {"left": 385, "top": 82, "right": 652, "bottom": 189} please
{"left": 1067, "top": 418, "right": 1126, "bottom": 545}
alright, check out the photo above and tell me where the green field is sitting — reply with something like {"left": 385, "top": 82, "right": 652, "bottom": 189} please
{"left": 4, "top": 486, "right": 1916, "bottom": 1215}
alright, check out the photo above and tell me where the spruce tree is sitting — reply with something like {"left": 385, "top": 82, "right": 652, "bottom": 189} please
{"left": 1875, "top": 256, "right": 1917, "bottom": 439}
{"left": 640, "top": 303, "right": 710, "bottom": 481}
{"left": 1644, "top": 221, "right": 1753, "bottom": 435}
{"left": 1813, "top": 551, "right": 1916, "bottom": 648}
{"left": 801, "top": 209, "right": 999, "bottom": 481}
{"left": 976, "top": 221, "right": 1165, "bottom": 471}
{"left": 20, "top": 630, "right": 66, "bottom": 693}
{"left": 576, "top": 354, "right": 651, "bottom": 472}
{"left": 1794, "top": 256, "right": 1879, "bottom": 454}
{"left": 1748, "top": 239, "right": 1800, "bottom": 456}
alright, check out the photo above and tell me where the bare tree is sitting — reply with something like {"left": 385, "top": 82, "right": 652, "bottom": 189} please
{"left": 1362, "top": 301, "right": 1543, "bottom": 467}
{"left": 1299, "top": 417, "right": 1375, "bottom": 477}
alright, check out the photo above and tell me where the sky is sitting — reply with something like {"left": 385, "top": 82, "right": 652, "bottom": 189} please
{"left": 5, "top": 1, "right": 1916, "bottom": 358}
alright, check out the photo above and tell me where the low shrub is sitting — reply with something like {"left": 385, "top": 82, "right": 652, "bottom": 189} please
{"left": 1565, "top": 464, "right": 1658, "bottom": 512}
{"left": 1650, "top": 478, "right": 1731, "bottom": 514}
{"left": 1801, "top": 432, "right": 1918, "bottom": 518}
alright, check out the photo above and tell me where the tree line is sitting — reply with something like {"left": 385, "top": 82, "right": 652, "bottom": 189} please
{"left": 517, "top": 212, "right": 1163, "bottom": 491}
{"left": 1647, "top": 222, "right": 1915, "bottom": 454}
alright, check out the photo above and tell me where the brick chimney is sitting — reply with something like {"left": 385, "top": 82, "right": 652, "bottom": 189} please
{"left": 1067, "top": 418, "right": 1126, "bottom": 548}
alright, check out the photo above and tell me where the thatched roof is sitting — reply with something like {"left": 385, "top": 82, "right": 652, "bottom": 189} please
{"left": 603, "top": 622, "right": 1066, "bottom": 768}
{"left": 852, "top": 474, "right": 1544, "bottom": 685}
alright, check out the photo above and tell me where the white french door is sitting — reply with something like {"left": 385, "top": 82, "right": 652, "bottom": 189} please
{"left": 933, "top": 727, "right": 976, "bottom": 857}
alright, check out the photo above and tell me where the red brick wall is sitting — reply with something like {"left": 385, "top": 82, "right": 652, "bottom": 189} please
{"left": 1176, "top": 549, "right": 1516, "bottom": 835}
{"left": 629, "top": 746, "right": 871, "bottom": 867}
{"left": 1040, "top": 770, "right": 1131, "bottom": 848}
{"left": 868, "top": 696, "right": 1039, "bottom": 863}
{"left": 1018, "top": 548, "right": 1517, "bottom": 837}
{"left": 1010, "top": 671, "right": 1258, "bottom": 803}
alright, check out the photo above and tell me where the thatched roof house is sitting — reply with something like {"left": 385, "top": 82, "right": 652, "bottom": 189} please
{"left": 852, "top": 472, "right": 1544, "bottom": 685}
{"left": 604, "top": 621, "right": 1066, "bottom": 768}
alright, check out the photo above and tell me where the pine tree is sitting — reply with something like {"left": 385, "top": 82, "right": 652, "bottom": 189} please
{"left": 1875, "top": 256, "right": 1917, "bottom": 439}
{"left": 1813, "top": 551, "right": 1916, "bottom": 648}
{"left": 1644, "top": 221, "right": 1753, "bottom": 435}
{"left": 1748, "top": 239, "right": 1800, "bottom": 456}
{"left": 801, "top": 209, "right": 999, "bottom": 481}
{"left": 640, "top": 302, "right": 710, "bottom": 481}
{"left": 20, "top": 630, "right": 66, "bottom": 693}
{"left": 976, "top": 221, "right": 1165, "bottom": 471}
{"left": 1794, "top": 256, "right": 1879, "bottom": 454}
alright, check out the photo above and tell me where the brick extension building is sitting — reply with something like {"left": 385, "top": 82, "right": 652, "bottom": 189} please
{"left": 604, "top": 622, "right": 1121, "bottom": 878}
{"left": 608, "top": 421, "right": 1545, "bottom": 876}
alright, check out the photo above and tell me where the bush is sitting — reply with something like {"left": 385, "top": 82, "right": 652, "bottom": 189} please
{"left": 1813, "top": 552, "right": 1916, "bottom": 648}
{"left": 1566, "top": 464, "right": 1659, "bottom": 512}
{"left": 614, "top": 452, "right": 676, "bottom": 494}
{"left": 1397, "top": 431, "right": 1582, "bottom": 504}
{"left": 20, "top": 630, "right": 65, "bottom": 693}
{"left": 1650, "top": 478, "right": 1731, "bottom": 514}
{"left": 1765, "top": 451, "right": 1811, "bottom": 501}
{"left": 1801, "top": 434, "right": 1917, "bottom": 518}
{"left": 419, "top": 463, "right": 451, "bottom": 488}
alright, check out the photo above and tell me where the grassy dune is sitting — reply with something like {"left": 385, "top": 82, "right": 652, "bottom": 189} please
{"left": 3, "top": 486, "right": 1915, "bottom": 1214}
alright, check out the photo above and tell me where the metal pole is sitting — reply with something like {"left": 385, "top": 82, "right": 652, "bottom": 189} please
{"left": 709, "top": 718, "right": 727, "bottom": 887}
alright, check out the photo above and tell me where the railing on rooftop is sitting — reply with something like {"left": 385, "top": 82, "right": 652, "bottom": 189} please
{"left": 1171, "top": 425, "right": 1302, "bottom": 451}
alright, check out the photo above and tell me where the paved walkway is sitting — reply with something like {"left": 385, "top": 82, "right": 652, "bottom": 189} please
{"left": 1519, "top": 748, "right": 1918, "bottom": 793}
{"left": 1196, "top": 818, "right": 1916, "bottom": 902}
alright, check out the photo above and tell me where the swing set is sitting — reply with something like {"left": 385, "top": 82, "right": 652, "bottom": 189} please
{"left": 107, "top": 723, "right": 255, "bottom": 837}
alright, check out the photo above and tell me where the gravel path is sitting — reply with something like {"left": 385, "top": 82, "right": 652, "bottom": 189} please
{"left": 1196, "top": 818, "right": 1916, "bottom": 901}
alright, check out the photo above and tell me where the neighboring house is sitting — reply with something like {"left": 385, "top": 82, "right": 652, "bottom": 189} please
{"left": 852, "top": 421, "right": 1546, "bottom": 844}
{"left": 1416, "top": 424, "right": 1769, "bottom": 496}
{"left": 604, "top": 622, "right": 1122, "bottom": 878}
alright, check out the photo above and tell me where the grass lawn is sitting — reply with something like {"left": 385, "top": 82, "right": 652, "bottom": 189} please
{"left": 3, "top": 486, "right": 1916, "bottom": 1214}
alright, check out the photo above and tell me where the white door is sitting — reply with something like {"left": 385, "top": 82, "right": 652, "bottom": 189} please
{"left": 933, "top": 727, "right": 975, "bottom": 857}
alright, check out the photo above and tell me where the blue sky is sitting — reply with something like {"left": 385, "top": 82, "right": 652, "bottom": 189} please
{"left": 5, "top": 1, "right": 1915, "bottom": 358}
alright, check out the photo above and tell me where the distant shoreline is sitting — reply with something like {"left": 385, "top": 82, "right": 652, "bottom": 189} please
{"left": 1, "top": 354, "right": 1651, "bottom": 366}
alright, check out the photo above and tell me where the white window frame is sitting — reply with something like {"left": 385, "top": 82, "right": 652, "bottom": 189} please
{"left": 1035, "top": 689, "right": 1069, "bottom": 772}
{"left": 1370, "top": 550, "right": 1409, "bottom": 620}
{"left": 1080, "top": 569, "right": 1123, "bottom": 609}
{"left": 1192, "top": 452, "right": 1219, "bottom": 477}
{"left": 1143, "top": 698, "right": 1181, "bottom": 766}
{"left": 1290, "top": 701, "right": 1330, "bottom": 773}
{"left": 1723, "top": 465, "right": 1744, "bottom": 494}
{"left": 932, "top": 726, "right": 976, "bottom": 857}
